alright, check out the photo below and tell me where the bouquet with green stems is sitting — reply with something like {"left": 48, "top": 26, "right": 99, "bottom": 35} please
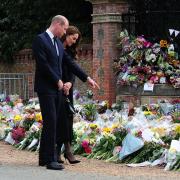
{"left": 87, "top": 127, "right": 127, "bottom": 161}
{"left": 87, "top": 134, "right": 114, "bottom": 160}
{"left": 82, "top": 103, "right": 97, "bottom": 122}
{"left": 170, "top": 152, "right": 180, "bottom": 171}
{"left": 14, "top": 129, "right": 41, "bottom": 151}
{"left": 120, "top": 142, "right": 163, "bottom": 164}
{"left": 14, "top": 122, "right": 41, "bottom": 151}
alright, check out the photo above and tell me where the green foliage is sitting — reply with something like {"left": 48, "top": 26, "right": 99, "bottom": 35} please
{"left": 0, "top": 0, "right": 92, "bottom": 62}
{"left": 23, "top": 119, "right": 35, "bottom": 131}
{"left": 161, "top": 133, "right": 180, "bottom": 145}
{"left": 170, "top": 153, "right": 180, "bottom": 171}
{"left": 83, "top": 103, "right": 97, "bottom": 122}
{"left": 111, "top": 100, "right": 124, "bottom": 112}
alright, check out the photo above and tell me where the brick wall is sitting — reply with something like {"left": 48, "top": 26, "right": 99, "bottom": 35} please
{"left": 0, "top": 49, "right": 35, "bottom": 73}
{"left": 74, "top": 44, "right": 93, "bottom": 95}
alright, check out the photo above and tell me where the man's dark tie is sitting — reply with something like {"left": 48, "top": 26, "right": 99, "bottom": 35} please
{"left": 53, "top": 37, "right": 59, "bottom": 56}
{"left": 53, "top": 37, "right": 57, "bottom": 46}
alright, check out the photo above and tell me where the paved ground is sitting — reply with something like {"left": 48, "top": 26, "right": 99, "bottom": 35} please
{"left": 0, "top": 141, "right": 179, "bottom": 180}
{"left": 0, "top": 165, "right": 180, "bottom": 180}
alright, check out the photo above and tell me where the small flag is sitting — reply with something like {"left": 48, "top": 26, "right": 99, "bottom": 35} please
{"left": 169, "top": 29, "right": 174, "bottom": 36}
{"left": 174, "top": 30, "right": 180, "bottom": 37}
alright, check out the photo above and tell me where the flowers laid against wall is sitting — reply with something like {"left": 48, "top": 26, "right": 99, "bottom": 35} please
{"left": 113, "top": 30, "right": 180, "bottom": 88}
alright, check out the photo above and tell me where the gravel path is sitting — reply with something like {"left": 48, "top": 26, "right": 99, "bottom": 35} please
{"left": 0, "top": 141, "right": 179, "bottom": 180}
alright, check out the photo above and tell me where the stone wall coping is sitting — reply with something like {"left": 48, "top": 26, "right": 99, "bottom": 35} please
{"left": 15, "top": 48, "right": 32, "bottom": 55}
{"left": 92, "top": 13, "right": 122, "bottom": 16}
{"left": 87, "top": 0, "right": 127, "bottom": 5}
{"left": 10, "top": 44, "right": 92, "bottom": 58}
{"left": 117, "top": 84, "right": 180, "bottom": 96}
{"left": 92, "top": 14, "right": 123, "bottom": 23}
{"left": 14, "top": 44, "right": 92, "bottom": 53}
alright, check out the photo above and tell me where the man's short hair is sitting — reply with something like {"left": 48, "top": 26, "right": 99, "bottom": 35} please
{"left": 51, "top": 15, "right": 68, "bottom": 25}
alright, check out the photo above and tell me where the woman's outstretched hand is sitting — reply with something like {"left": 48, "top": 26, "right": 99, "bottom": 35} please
{"left": 87, "top": 77, "right": 100, "bottom": 89}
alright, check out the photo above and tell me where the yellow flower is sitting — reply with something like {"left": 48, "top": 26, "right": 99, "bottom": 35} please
{"left": 14, "top": 115, "right": 22, "bottom": 122}
{"left": 104, "top": 100, "right": 109, "bottom": 109}
{"left": 35, "top": 113, "right": 42, "bottom": 122}
{"left": 151, "top": 127, "right": 166, "bottom": 137}
{"left": 102, "top": 127, "right": 111, "bottom": 133}
{"left": 143, "top": 111, "right": 152, "bottom": 115}
{"left": 175, "top": 124, "right": 180, "bottom": 134}
{"left": 89, "top": 123, "right": 98, "bottom": 129}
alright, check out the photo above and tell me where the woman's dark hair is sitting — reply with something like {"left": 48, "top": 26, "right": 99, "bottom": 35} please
{"left": 61, "top": 26, "right": 81, "bottom": 59}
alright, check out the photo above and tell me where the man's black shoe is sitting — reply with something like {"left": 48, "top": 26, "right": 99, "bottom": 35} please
{"left": 46, "top": 162, "right": 64, "bottom": 170}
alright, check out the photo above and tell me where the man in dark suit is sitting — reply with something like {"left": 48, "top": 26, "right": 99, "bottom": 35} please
{"left": 32, "top": 15, "right": 98, "bottom": 170}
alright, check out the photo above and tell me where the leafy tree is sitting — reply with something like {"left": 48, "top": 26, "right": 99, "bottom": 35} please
{"left": 129, "top": 0, "right": 180, "bottom": 41}
{"left": 0, "top": 0, "right": 92, "bottom": 62}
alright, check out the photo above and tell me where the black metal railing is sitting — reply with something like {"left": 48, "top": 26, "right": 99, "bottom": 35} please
{"left": 0, "top": 73, "right": 35, "bottom": 100}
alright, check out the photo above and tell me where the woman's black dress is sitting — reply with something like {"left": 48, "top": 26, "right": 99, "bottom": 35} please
{"left": 58, "top": 49, "right": 75, "bottom": 144}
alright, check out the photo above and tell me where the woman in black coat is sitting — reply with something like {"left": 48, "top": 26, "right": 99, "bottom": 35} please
{"left": 57, "top": 26, "right": 82, "bottom": 164}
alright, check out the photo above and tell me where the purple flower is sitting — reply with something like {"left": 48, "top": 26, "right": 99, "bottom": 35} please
{"left": 5, "top": 96, "right": 10, "bottom": 102}
{"left": 74, "top": 92, "right": 80, "bottom": 100}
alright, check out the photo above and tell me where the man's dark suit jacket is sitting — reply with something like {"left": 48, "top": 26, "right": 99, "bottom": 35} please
{"left": 32, "top": 32, "right": 88, "bottom": 94}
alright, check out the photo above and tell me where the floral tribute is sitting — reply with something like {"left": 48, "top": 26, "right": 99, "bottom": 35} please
{"left": 0, "top": 91, "right": 179, "bottom": 171}
{"left": 0, "top": 95, "right": 42, "bottom": 151}
{"left": 113, "top": 30, "right": 180, "bottom": 88}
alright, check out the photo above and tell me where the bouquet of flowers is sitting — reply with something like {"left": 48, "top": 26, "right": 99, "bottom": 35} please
{"left": 14, "top": 122, "right": 41, "bottom": 151}
{"left": 114, "top": 30, "right": 180, "bottom": 88}
{"left": 11, "top": 126, "right": 25, "bottom": 143}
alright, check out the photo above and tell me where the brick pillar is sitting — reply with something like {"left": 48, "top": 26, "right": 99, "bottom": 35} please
{"left": 87, "top": 0, "right": 130, "bottom": 104}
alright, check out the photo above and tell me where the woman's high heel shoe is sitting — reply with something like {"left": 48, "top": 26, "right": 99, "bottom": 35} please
{"left": 64, "top": 153, "right": 80, "bottom": 164}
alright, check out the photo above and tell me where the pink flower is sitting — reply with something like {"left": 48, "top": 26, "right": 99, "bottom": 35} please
{"left": 150, "top": 75, "right": 159, "bottom": 83}
{"left": 81, "top": 140, "right": 92, "bottom": 154}
{"left": 81, "top": 140, "right": 89, "bottom": 148}
{"left": 143, "top": 41, "right": 152, "bottom": 48}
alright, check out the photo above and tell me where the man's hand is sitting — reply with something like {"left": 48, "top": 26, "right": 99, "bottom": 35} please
{"left": 57, "top": 80, "right": 63, "bottom": 90}
{"left": 87, "top": 77, "right": 100, "bottom": 89}
{"left": 63, "top": 82, "right": 72, "bottom": 95}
